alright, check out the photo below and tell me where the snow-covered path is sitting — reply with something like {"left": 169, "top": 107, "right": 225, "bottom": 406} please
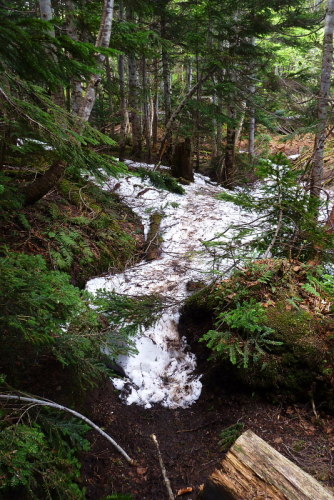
{"left": 86, "top": 164, "right": 249, "bottom": 408}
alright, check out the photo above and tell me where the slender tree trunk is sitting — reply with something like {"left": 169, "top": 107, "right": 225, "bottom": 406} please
{"left": 78, "top": 0, "right": 115, "bottom": 122}
{"left": 223, "top": 105, "right": 237, "bottom": 188}
{"left": 156, "top": 71, "right": 212, "bottom": 167}
{"left": 248, "top": 110, "right": 256, "bottom": 158}
{"left": 127, "top": 8, "right": 142, "bottom": 158}
{"left": 187, "top": 58, "right": 193, "bottom": 91}
{"left": 39, "top": 0, "right": 65, "bottom": 107}
{"left": 161, "top": 11, "right": 172, "bottom": 124}
{"left": 105, "top": 57, "right": 115, "bottom": 135}
{"left": 65, "top": 0, "right": 83, "bottom": 113}
{"left": 195, "top": 52, "right": 201, "bottom": 171}
{"left": 161, "top": 9, "right": 172, "bottom": 163}
{"left": 152, "top": 58, "right": 159, "bottom": 153}
{"left": 234, "top": 100, "right": 246, "bottom": 149}
{"left": 311, "top": 0, "right": 334, "bottom": 198}
{"left": 118, "top": 53, "right": 128, "bottom": 161}
{"left": 39, "top": 0, "right": 54, "bottom": 30}
{"left": 118, "top": 0, "right": 128, "bottom": 161}
{"left": 142, "top": 56, "right": 152, "bottom": 162}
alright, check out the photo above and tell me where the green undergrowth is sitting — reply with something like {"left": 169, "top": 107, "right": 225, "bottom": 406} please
{"left": 136, "top": 167, "right": 185, "bottom": 194}
{"left": 185, "top": 259, "right": 334, "bottom": 402}
{"left": 0, "top": 250, "right": 163, "bottom": 498}
{"left": 0, "top": 176, "right": 144, "bottom": 287}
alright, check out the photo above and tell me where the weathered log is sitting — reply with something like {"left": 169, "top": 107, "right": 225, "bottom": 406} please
{"left": 146, "top": 212, "right": 163, "bottom": 261}
{"left": 199, "top": 430, "right": 334, "bottom": 500}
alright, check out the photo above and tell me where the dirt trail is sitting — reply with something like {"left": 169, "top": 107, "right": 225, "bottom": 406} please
{"left": 82, "top": 381, "right": 334, "bottom": 499}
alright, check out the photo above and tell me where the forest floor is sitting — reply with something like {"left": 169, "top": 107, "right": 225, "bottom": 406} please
{"left": 82, "top": 380, "right": 334, "bottom": 500}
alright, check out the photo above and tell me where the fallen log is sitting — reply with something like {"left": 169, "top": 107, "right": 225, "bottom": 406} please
{"left": 198, "top": 429, "right": 334, "bottom": 500}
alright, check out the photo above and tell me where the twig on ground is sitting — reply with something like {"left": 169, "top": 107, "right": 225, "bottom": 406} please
{"left": 151, "top": 433, "right": 174, "bottom": 500}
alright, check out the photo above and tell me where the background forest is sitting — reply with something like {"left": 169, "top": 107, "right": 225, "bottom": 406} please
{"left": 2, "top": 0, "right": 334, "bottom": 498}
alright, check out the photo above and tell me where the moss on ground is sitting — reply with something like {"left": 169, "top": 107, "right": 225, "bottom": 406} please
{"left": 184, "top": 259, "right": 334, "bottom": 402}
{"left": 0, "top": 176, "right": 144, "bottom": 286}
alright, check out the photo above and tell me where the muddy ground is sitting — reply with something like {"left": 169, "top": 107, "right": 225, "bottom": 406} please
{"left": 82, "top": 379, "right": 334, "bottom": 499}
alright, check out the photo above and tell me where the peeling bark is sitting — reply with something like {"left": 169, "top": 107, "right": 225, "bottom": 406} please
{"left": 78, "top": 0, "right": 115, "bottom": 122}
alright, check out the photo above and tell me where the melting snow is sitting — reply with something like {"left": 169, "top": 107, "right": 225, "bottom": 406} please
{"left": 86, "top": 163, "right": 252, "bottom": 409}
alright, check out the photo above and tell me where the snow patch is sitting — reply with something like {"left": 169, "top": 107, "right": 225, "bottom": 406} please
{"left": 86, "top": 165, "right": 252, "bottom": 408}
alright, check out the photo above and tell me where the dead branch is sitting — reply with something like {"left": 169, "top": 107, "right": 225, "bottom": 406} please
{"left": 151, "top": 433, "right": 174, "bottom": 500}
{"left": 0, "top": 394, "right": 135, "bottom": 465}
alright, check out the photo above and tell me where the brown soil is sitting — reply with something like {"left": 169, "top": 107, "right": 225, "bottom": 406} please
{"left": 82, "top": 380, "right": 334, "bottom": 499}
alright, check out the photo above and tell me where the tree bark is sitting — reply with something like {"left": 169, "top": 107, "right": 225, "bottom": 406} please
{"left": 39, "top": 0, "right": 65, "bottom": 107}
{"left": 311, "top": 0, "right": 334, "bottom": 198}
{"left": 161, "top": 11, "right": 172, "bottom": 124}
{"left": 105, "top": 57, "right": 115, "bottom": 135}
{"left": 152, "top": 58, "right": 159, "bottom": 153}
{"left": 222, "top": 105, "right": 237, "bottom": 188}
{"left": 65, "top": 0, "right": 83, "bottom": 114}
{"left": 199, "top": 430, "right": 334, "bottom": 500}
{"left": 142, "top": 56, "right": 152, "bottom": 162}
{"left": 127, "top": 8, "right": 142, "bottom": 158}
{"left": 156, "top": 70, "right": 212, "bottom": 167}
{"left": 234, "top": 100, "right": 246, "bottom": 148}
{"left": 77, "top": 0, "right": 115, "bottom": 122}
{"left": 22, "top": 161, "right": 67, "bottom": 206}
{"left": 171, "top": 138, "right": 194, "bottom": 181}
{"left": 118, "top": 0, "right": 128, "bottom": 161}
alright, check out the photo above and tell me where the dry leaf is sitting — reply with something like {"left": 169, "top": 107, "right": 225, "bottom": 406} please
{"left": 176, "top": 487, "right": 193, "bottom": 496}
{"left": 274, "top": 437, "right": 283, "bottom": 444}
{"left": 136, "top": 467, "right": 148, "bottom": 475}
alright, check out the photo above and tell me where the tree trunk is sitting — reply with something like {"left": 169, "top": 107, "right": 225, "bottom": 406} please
{"left": 152, "top": 58, "right": 159, "bottom": 153}
{"left": 142, "top": 56, "right": 152, "bottom": 162}
{"left": 105, "top": 57, "right": 115, "bottom": 135}
{"left": 22, "top": 161, "right": 67, "bottom": 206}
{"left": 249, "top": 111, "right": 256, "bottom": 158}
{"left": 311, "top": 0, "right": 334, "bottom": 198}
{"left": 161, "top": 9, "right": 172, "bottom": 163}
{"left": 127, "top": 54, "right": 142, "bottom": 158}
{"left": 199, "top": 430, "right": 334, "bottom": 500}
{"left": 156, "top": 70, "right": 212, "bottom": 167}
{"left": 127, "top": 8, "right": 142, "bottom": 158}
{"left": 222, "top": 105, "right": 237, "bottom": 188}
{"left": 118, "top": 0, "right": 128, "bottom": 161}
{"left": 234, "top": 100, "right": 246, "bottom": 148}
{"left": 65, "top": 0, "right": 82, "bottom": 114}
{"left": 39, "top": 0, "right": 65, "bottom": 107}
{"left": 78, "top": 0, "right": 115, "bottom": 122}
{"left": 161, "top": 11, "right": 172, "bottom": 124}
{"left": 195, "top": 52, "right": 201, "bottom": 171}
{"left": 171, "top": 138, "right": 194, "bottom": 182}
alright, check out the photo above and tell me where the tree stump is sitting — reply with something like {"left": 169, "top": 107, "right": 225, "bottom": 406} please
{"left": 198, "top": 430, "right": 334, "bottom": 500}
{"left": 171, "top": 138, "right": 194, "bottom": 182}
{"left": 146, "top": 212, "right": 163, "bottom": 261}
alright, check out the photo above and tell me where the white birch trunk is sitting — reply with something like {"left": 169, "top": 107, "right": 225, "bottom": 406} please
{"left": 78, "top": 0, "right": 114, "bottom": 122}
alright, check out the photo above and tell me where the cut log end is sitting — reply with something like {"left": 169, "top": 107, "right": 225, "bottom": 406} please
{"left": 199, "top": 430, "right": 334, "bottom": 500}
